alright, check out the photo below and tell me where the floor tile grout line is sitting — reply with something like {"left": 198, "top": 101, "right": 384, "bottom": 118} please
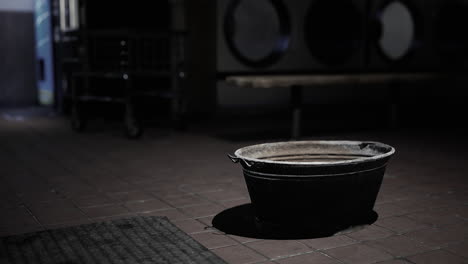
{"left": 2, "top": 128, "right": 237, "bottom": 205}
{"left": 162, "top": 200, "right": 212, "bottom": 209}
{"left": 3, "top": 142, "right": 87, "bottom": 230}
{"left": 361, "top": 235, "right": 436, "bottom": 260}
{"left": 241, "top": 240, "right": 317, "bottom": 262}
{"left": 203, "top": 242, "right": 239, "bottom": 251}
{"left": 214, "top": 243, "right": 272, "bottom": 263}
{"left": 0, "top": 137, "right": 70, "bottom": 206}
{"left": 388, "top": 248, "right": 465, "bottom": 263}
{"left": 399, "top": 232, "right": 468, "bottom": 252}
{"left": 14, "top": 124, "right": 106, "bottom": 195}
{"left": 298, "top": 237, "right": 361, "bottom": 252}
{"left": 24, "top": 122, "right": 171, "bottom": 200}
{"left": 67, "top": 196, "right": 106, "bottom": 223}
{"left": 22, "top": 203, "right": 46, "bottom": 231}
{"left": 373, "top": 257, "right": 415, "bottom": 264}
{"left": 372, "top": 223, "right": 429, "bottom": 236}
{"left": 315, "top": 242, "right": 384, "bottom": 264}
{"left": 267, "top": 250, "right": 318, "bottom": 262}
{"left": 251, "top": 261, "right": 276, "bottom": 264}
{"left": 184, "top": 190, "right": 245, "bottom": 224}
{"left": 309, "top": 250, "right": 349, "bottom": 264}
{"left": 439, "top": 247, "right": 468, "bottom": 261}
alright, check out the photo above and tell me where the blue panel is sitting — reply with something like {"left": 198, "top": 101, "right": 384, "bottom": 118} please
{"left": 34, "top": 0, "right": 55, "bottom": 105}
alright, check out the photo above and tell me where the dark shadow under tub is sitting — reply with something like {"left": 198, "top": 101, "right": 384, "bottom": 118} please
{"left": 212, "top": 204, "right": 378, "bottom": 240}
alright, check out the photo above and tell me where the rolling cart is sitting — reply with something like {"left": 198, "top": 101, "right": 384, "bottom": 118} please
{"left": 67, "top": 29, "right": 187, "bottom": 138}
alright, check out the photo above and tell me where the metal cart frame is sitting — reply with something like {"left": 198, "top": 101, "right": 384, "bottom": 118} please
{"left": 67, "top": 29, "right": 187, "bottom": 138}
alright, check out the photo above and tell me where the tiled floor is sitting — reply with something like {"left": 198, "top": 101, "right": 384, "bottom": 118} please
{"left": 0, "top": 109, "right": 467, "bottom": 263}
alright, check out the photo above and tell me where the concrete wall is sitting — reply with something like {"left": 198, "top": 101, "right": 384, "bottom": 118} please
{"left": 0, "top": 0, "right": 34, "bottom": 12}
{"left": 0, "top": 0, "right": 37, "bottom": 106}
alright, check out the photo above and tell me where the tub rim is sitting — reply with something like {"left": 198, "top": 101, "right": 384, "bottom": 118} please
{"left": 233, "top": 140, "right": 395, "bottom": 167}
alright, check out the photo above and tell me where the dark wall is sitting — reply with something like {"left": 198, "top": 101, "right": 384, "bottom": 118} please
{"left": 0, "top": 11, "right": 37, "bottom": 106}
{"left": 185, "top": 0, "right": 217, "bottom": 115}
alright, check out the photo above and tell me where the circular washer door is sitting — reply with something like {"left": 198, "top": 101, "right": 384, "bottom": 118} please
{"left": 376, "top": 1, "right": 417, "bottom": 62}
{"left": 305, "top": 0, "right": 364, "bottom": 66}
{"left": 434, "top": 2, "right": 468, "bottom": 65}
{"left": 224, "top": 0, "right": 291, "bottom": 68}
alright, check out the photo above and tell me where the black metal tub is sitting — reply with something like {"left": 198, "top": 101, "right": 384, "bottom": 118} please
{"left": 229, "top": 141, "right": 395, "bottom": 230}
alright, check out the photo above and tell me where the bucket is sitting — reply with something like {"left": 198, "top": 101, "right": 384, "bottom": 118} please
{"left": 229, "top": 141, "right": 395, "bottom": 231}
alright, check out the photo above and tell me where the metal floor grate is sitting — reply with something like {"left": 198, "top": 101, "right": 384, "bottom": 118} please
{"left": 0, "top": 216, "right": 226, "bottom": 264}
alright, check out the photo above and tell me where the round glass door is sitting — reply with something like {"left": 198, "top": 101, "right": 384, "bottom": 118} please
{"left": 224, "top": 0, "right": 291, "bottom": 68}
{"left": 377, "top": 1, "right": 416, "bottom": 61}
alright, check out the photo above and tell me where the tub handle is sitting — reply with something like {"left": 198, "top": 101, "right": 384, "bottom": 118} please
{"left": 227, "top": 154, "right": 253, "bottom": 167}
{"left": 227, "top": 154, "right": 240, "bottom": 163}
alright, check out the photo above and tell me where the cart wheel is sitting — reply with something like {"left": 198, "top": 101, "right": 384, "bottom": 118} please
{"left": 124, "top": 112, "right": 143, "bottom": 139}
{"left": 71, "top": 104, "right": 86, "bottom": 132}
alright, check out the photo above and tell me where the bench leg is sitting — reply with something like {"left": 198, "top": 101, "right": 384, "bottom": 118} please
{"left": 291, "top": 85, "right": 303, "bottom": 139}
{"left": 123, "top": 75, "right": 143, "bottom": 139}
{"left": 388, "top": 82, "right": 400, "bottom": 129}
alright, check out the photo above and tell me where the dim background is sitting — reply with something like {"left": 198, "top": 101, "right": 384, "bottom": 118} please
{"left": 0, "top": 1, "right": 467, "bottom": 263}
{"left": 0, "top": 0, "right": 467, "bottom": 132}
